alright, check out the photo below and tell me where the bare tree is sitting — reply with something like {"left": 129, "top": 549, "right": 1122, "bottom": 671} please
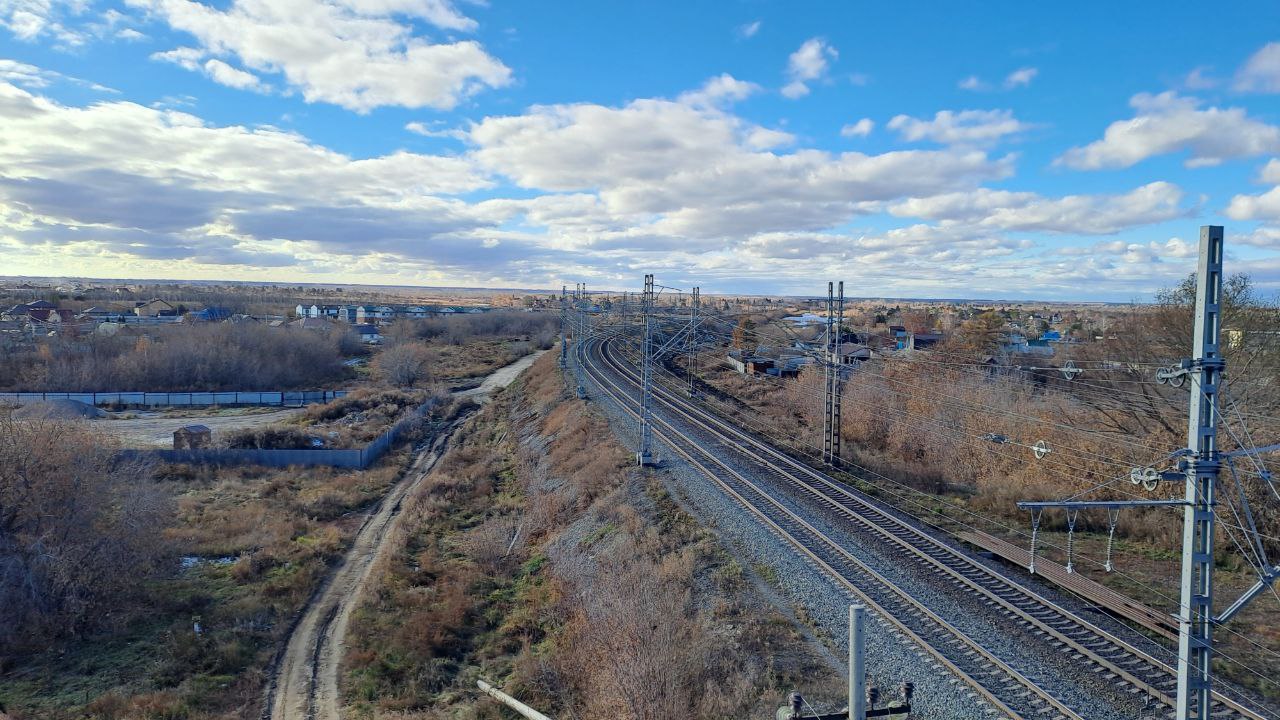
{"left": 372, "top": 342, "right": 433, "bottom": 386}
{"left": 0, "top": 412, "right": 170, "bottom": 649}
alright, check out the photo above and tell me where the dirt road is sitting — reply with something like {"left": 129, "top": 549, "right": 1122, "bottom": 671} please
{"left": 264, "top": 430, "right": 451, "bottom": 720}
{"left": 455, "top": 349, "right": 546, "bottom": 401}
{"left": 263, "top": 351, "right": 542, "bottom": 720}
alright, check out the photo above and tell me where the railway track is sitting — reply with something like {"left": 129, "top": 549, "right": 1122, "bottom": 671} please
{"left": 579, "top": 335, "right": 1273, "bottom": 720}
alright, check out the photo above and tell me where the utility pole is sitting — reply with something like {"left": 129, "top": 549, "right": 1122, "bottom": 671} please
{"left": 558, "top": 285, "right": 567, "bottom": 369}
{"left": 688, "top": 286, "right": 699, "bottom": 397}
{"left": 1177, "top": 225, "right": 1224, "bottom": 720}
{"left": 638, "top": 273, "right": 655, "bottom": 466}
{"left": 1015, "top": 226, "right": 1234, "bottom": 720}
{"left": 823, "top": 281, "right": 844, "bottom": 466}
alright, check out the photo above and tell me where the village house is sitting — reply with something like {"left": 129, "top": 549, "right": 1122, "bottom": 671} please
{"left": 134, "top": 299, "right": 176, "bottom": 317}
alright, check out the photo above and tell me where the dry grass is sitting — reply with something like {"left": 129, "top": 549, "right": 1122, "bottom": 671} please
{"left": 0, "top": 441, "right": 424, "bottom": 719}
{"left": 340, "top": 351, "right": 837, "bottom": 719}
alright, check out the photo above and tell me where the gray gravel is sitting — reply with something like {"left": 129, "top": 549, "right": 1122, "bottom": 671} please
{"left": 572, "top": 358, "right": 1005, "bottom": 720}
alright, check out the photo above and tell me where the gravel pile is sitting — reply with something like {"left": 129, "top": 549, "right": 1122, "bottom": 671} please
{"left": 12, "top": 399, "right": 107, "bottom": 419}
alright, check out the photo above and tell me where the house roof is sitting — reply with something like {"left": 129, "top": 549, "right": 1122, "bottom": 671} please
{"left": 177, "top": 424, "right": 211, "bottom": 433}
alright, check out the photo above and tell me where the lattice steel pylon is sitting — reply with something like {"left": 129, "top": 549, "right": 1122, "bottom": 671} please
{"left": 688, "top": 286, "right": 699, "bottom": 397}
{"left": 822, "top": 281, "right": 844, "bottom": 466}
{"left": 1176, "top": 225, "right": 1224, "bottom": 720}
{"left": 637, "top": 273, "right": 655, "bottom": 466}
{"left": 558, "top": 285, "right": 567, "bottom": 369}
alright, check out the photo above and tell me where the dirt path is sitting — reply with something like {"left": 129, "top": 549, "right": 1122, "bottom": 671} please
{"left": 263, "top": 352, "right": 542, "bottom": 720}
{"left": 455, "top": 349, "right": 547, "bottom": 401}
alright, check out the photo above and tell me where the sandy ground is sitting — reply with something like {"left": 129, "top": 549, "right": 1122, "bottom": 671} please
{"left": 263, "top": 351, "right": 543, "bottom": 720}
{"left": 93, "top": 407, "right": 304, "bottom": 448}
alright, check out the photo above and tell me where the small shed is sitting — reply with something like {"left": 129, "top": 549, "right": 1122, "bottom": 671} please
{"left": 174, "top": 424, "right": 212, "bottom": 449}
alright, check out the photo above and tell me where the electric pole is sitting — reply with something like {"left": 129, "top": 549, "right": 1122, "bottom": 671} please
{"left": 1015, "top": 226, "right": 1236, "bottom": 720}
{"left": 638, "top": 273, "right": 655, "bottom": 465}
{"left": 688, "top": 286, "right": 699, "bottom": 397}
{"left": 823, "top": 281, "right": 844, "bottom": 466}
{"left": 559, "top": 284, "right": 567, "bottom": 369}
{"left": 1177, "top": 225, "right": 1224, "bottom": 720}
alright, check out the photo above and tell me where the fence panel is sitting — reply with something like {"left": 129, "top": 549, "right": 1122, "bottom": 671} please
{"left": 1, "top": 389, "right": 347, "bottom": 408}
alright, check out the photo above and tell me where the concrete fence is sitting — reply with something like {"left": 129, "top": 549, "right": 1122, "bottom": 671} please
{"left": 119, "top": 398, "right": 438, "bottom": 470}
{"left": 0, "top": 390, "right": 348, "bottom": 408}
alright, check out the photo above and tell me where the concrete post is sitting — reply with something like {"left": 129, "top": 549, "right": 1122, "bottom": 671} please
{"left": 850, "top": 604, "right": 866, "bottom": 720}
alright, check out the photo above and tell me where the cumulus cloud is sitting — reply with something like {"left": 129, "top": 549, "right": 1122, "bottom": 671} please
{"left": 840, "top": 118, "right": 874, "bottom": 138}
{"left": 958, "top": 75, "right": 987, "bottom": 91}
{"left": 201, "top": 59, "right": 267, "bottom": 92}
{"left": 1058, "top": 92, "right": 1280, "bottom": 169}
{"left": 887, "top": 109, "right": 1030, "bottom": 146}
{"left": 1235, "top": 42, "right": 1280, "bottom": 92}
{"left": 130, "top": 0, "right": 511, "bottom": 112}
{"left": 0, "top": 79, "right": 519, "bottom": 275}
{"left": 737, "top": 20, "right": 760, "bottom": 38}
{"left": 782, "top": 37, "right": 836, "bottom": 99}
{"left": 1003, "top": 67, "right": 1037, "bottom": 88}
{"left": 890, "top": 181, "right": 1188, "bottom": 234}
{"left": 677, "top": 73, "right": 761, "bottom": 108}
{"left": 0, "top": 0, "right": 91, "bottom": 46}
{"left": 468, "top": 97, "right": 1012, "bottom": 242}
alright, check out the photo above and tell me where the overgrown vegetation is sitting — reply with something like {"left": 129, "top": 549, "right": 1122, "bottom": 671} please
{"left": 341, "top": 352, "right": 838, "bottom": 719}
{"left": 370, "top": 311, "right": 557, "bottom": 388}
{"left": 0, "top": 323, "right": 354, "bottom": 392}
{"left": 0, "top": 412, "right": 170, "bottom": 650}
{"left": 0, "top": 395, "right": 467, "bottom": 718}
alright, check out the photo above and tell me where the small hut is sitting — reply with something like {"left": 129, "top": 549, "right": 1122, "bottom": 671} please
{"left": 174, "top": 424, "right": 212, "bottom": 449}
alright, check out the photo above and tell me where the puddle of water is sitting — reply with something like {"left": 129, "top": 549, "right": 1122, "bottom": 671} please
{"left": 180, "top": 555, "right": 236, "bottom": 570}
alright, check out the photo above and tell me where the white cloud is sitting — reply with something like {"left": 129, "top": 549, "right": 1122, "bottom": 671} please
{"left": 0, "top": 58, "right": 114, "bottom": 92}
{"left": 840, "top": 118, "right": 874, "bottom": 138}
{"left": 152, "top": 46, "right": 204, "bottom": 70}
{"left": 0, "top": 58, "right": 66, "bottom": 88}
{"left": 782, "top": 37, "right": 836, "bottom": 99}
{"left": 202, "top": 59, "right": 266, "bottom": 92}
{"left": 1183, "top": 66, "right": 1217, "bottom": 90}
{"left": 468, "top": 97, "right": 1012, "bottom": 243}
{"left": 958, "top": 75, "right": 987, "bottom": 91}
{"left": 0, "top": 79, "right": 514, "bottom": 276}
{"left": 737, "top": 20, "right": 760, "bottom": 38}
{"left": 0, "top": 0, "right": 91, "bottom": 46}
{"left": 1235, "top": 42, "right": 1280, "bottom": 92}
{"left": 1057, "top": 92, "right": 1280, "bottom": 169}
{"left": 677, "top": 73, "right": 761, "bottom": 108}
{"left": 129, "top": 0, "right": 511, "bottom": 112}
{"left": 887, "top": 109, "right": 1030, "bottom": 146}
{"left": 890, "top": 181, "right": 1188, "bottom": 234}
{"left": 1003, "top": 66, "right": 1037, "bottom": 88}
{"left": 405, "top": 120, "right": 465, "bottom": 139}
{"left": 116, "top": 26, "right": 145, "bottom": 40}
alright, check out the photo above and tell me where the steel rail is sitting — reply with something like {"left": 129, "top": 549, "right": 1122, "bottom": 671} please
{"left": 594, "top": 335, "right": 1273, "bottom": 720}
{"left": 579, "top": 338, "right": 1085, "bottom": 720}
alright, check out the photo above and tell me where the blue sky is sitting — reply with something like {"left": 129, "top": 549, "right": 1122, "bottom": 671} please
{"left": 3, "top": 1, "right": 1280, "bottom": 300}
